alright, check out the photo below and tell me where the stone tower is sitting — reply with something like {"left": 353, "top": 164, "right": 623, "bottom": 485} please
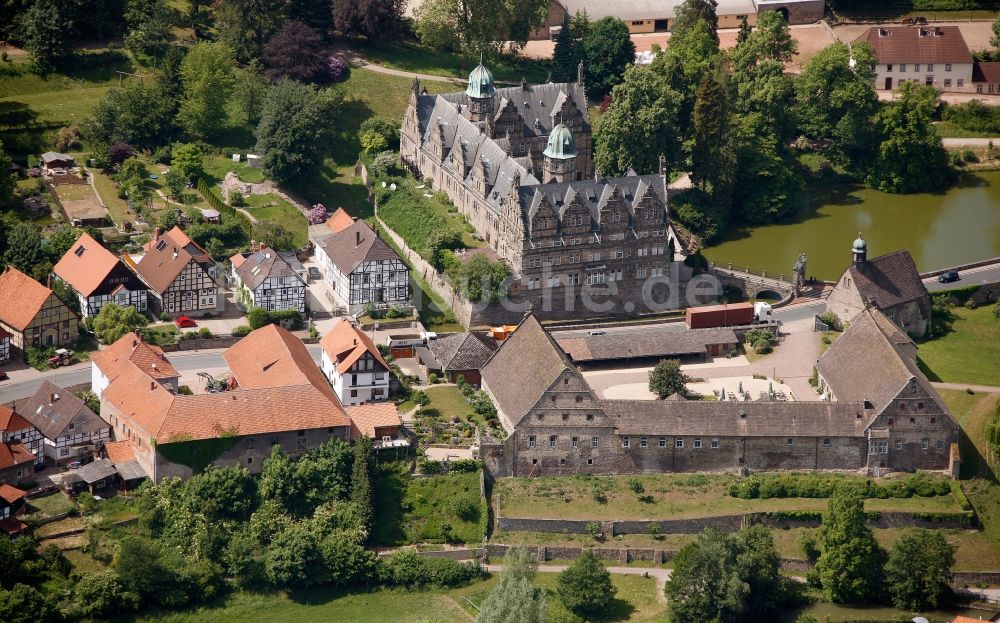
{"left": 465, "top": 56, "right": 496, "bottom": 125}
{"left": 542, "top": 122, "right": 577, "bottom": 184}
{"left": 852, "top": 233, "right": 867, "bottom": 270}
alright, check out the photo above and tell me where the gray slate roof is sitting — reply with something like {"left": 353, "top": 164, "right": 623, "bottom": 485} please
{"left": 113, "top": 460, "right": 148, "bottom": 482}
{"left": 75, "top": 459, "right": 117, "bottom": 484}
{"left": 816, "top": 307, "right": 937, "bottom": 415}
{"left": 481, "top": 313, "right": 574, "bottom": 426}
{"left": 317, "top": 219, "right": 401, "bottom": 275}
{"left": 520, "top": 173, "right": 668, "bottom": 227}
{"left": 234, "top": 248, "right": 304, "bottom": 291}
{"left": 603, "top": 400, "right": 872, "bottom": 437}
{"left": 428, "top": 332, "right": 499, "bottom": 371}
{"left": 18, "top": 380, "right": 102, "bottom": 440}
{"left": 557, "top": 327, "right": 738, "bottom": 363}
{"left": 847, "top": 250, "right": 930, "bottom": 315}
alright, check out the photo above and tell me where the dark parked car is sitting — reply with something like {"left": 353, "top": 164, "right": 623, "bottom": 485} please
{"left": 308, "top": 267, "right": 321, "bottom": 281}
{"left": 938, "top": 271, "right": 960, "bottom": 284}
{"left": 0, "top": 369, "right": 7, "bottom": 381}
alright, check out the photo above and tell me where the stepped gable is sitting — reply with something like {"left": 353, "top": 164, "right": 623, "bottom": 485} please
{"left": 439, "top": 80, "right": 590, "bottom": 139}
{"left": 520, "top": 174, "right": 668, "bottom": 228}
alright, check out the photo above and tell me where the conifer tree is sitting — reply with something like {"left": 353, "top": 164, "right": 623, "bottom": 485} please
{"left": 551, "top": 17, "right": 575, "bottom": 83}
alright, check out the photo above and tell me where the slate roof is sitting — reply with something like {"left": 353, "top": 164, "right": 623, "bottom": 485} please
{"left": 232, "top": 247, "right": 304, "bottom": 291}
{"left": 854, "top": 26, "right": 973, "bottom": 65}
{"left": 816, "top": 308, "right": 945, "bottom": 418}
{"left": 316, "top": 218, "right": 401, "bottom": 275}
{"left": 0, "top": 405, "right": 33, "bottom": 435}
{"left": 52, "top": 232, "right": 123, "bottom": 298}
{"left": 91, "top": 332, "right": 178, "bottom": 382}
{"left": 481, "top": 313, "right": 574, "bottom": 426}
{"left": 19, "top": 380, "right": 103, "bottom": 440}
{"left": 346, "top": 403, "right": 402, "bottom": 439}
{"left": 114, "top": 461, "right": 147, "bottom": 481}
{"left": 320, "top": 318, "right": 390, "bottom": 373}
{"left": 0, "top": 442, "right": 34, "bottom": 470}
{"left": 557, "top": 327, "right": 738, "bottom": 363}
{"left": 0, "top": 266, "right": 58, "bottom": 332}
{"left": 519, "top": 173, "right": 668, "bottom": 228}
{"left": 604, "top": 400, "right": 872, "bottom": 437}
{"left": 75, "top": 459, "right": 117, "bottom": 484}
{"left": 846, "top": 250, "right": 929, "bottom": 315}
{"left": 427, "top": 332, "right": 498, "bottom": 371}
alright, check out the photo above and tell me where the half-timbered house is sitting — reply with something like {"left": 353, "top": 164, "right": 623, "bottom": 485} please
{"left": 313, "top": 217, "right": 409, "bottom": 314}
{"left": 53, "top": 232, "right": 149, "bottom": 317}
{"left": 0, "top": 405, "right": 43, "bottom": 466}
{"left": 127, "top": 227, "right": 222, "bottom": 316}
{"left": 320, "top": 318, "right": 392, "bottom": 406}
{"left": 0, "top": 266, "right": 80, "bottom": 354}
{"left": 0, "top": 327, "right": 10, "bottom": 362}
{"left": 230, "top": 247, "right": 306, "bottom": 313}
{"left": 20, "top": 380, "right": 110, "bottom": 466}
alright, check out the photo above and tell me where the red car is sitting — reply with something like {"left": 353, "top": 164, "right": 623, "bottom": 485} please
{"left": 175, "top": 316, "right": 197, "bottom": 328}
{"left": 0, "top": 369, "right": 8, "bottom": 381}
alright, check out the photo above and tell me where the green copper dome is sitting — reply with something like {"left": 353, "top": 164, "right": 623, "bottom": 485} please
{"left": 543, "top": 123, "right": 577, "bottom": 159}
{"left": 466, "top": 61, "right": 496, "bottom": 99}
{"left": 852, "top": 233, "right": 867, "bottom": 253}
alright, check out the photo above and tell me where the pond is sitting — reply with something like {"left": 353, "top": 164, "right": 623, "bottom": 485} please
{"left": 779, "top": 601, "right": 997, "bottom": 622}
{"left": 705, "top": 170, "right": 1000, "bottom": 281}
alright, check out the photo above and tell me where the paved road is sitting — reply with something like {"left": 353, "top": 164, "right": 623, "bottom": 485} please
{"left": 942, "top": 137, "right": 1000, "bottom": 147}
{"left": 0, "top": 345, "right": 325, "bottom": 403}
{"left": 924, "top": 262, "right": 1000, "bottom": 292}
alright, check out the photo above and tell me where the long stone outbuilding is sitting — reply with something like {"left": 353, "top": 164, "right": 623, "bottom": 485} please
{"left": 479, "top": 307, "right": 959, "bottom": 478}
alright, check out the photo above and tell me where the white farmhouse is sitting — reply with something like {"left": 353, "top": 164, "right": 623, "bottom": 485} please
{"left": 230, "top": 247, "right": 306, "bottom": 313}
{"left": 311, "top": 209, "right": 409, "bottom": 315}
{"left": 319, "top": 318, "right": 392, "bottom": 406}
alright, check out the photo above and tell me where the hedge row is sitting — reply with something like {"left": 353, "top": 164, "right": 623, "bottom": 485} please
{"left": 729, "top": 473, "right": 951, "bottom": 500}
{"left": 197, "top": 177, "right": 253, "bottom": 234}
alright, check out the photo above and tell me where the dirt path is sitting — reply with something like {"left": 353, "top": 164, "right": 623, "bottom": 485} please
{"left": 334, "top": 46, "right": 464, "bottom": 84}
{"left": 931, "top": 382, "right": 1000, "bottom": 393}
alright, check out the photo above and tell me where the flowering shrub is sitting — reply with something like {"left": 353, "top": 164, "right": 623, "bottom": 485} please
{"left": 308, "top": 203, "right": 327, "bottom": 224}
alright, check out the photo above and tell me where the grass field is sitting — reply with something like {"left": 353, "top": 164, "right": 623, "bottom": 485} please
{"left": 243, "top": 194, "right": 309, "bottom": 247}
{"left": 917, "top": 305, "right": 1000, "bottom": 386}
{"left": 358, "top": 40, "right": 549, "bottom": 83}
{"left": 204, "top": 155, "right": 266, "bottom": 185}
{"left": 373, "top": 467, "right": 485, "bottom": 546}
{"left": 22, "top": 491, "right": 75, "bottom": 518}
{"left": 378, "top": 177, "right": 484, "bottom": 257}
{"left": 495, "top": 473, "right": 963, "bottom": 521}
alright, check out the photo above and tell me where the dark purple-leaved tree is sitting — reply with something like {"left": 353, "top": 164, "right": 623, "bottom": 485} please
{"left": 263, "top": 20, "right": 328, "bottom": 83}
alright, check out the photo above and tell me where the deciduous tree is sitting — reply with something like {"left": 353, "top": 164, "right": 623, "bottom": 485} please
{"left": 648, "top": 358, "right": 690, "bottom": 399}
{"left": 178, "top": 42, "right": 236, "bottom": 139}
{"left": 263, "top": 20, "right": 327, "bottom": 83}
{"left": 333, "top": 0, "right": 406, "bottom": 40}
{"left": 254, "top": 81, "right": 340, "bottom": 183}
{"left": 556, "top": 550, "right": 615, "bottom": 616}
{"left": 671, "top": 0, "right": 719, "bottom": 43}
{"left": 884, "top": 529, "right": 955, "bottom": 610}
{"left": 171, "top": 143, "right": 204, "bottom": 183}
{"left": 3, "top": 222, "right": 44, "bottom": 277}
{"left": 20, "top": 0, "right": 73, "bottom": 72}
{"left": 215, "top": 0, "right": 284, "bottom": 63}
{"left": 476, "top": 547, "right": 546, "bottom": 623}
{"left": 83, "top": 84, "right": 175, "bottom": 150}
{"left": 92, "top": 303, "right": 149, "bottom": 344}
{"left": 582, "top": 17, "right": 635, "bottom": 99}
{"left": 815, "top": 491, "right": 884, "bottom": 603}
{"left": 124, "top": 0, "right": 172, "bottom": 59}
{"left": 593, "top": 65, "right": 680, "bottom": 177}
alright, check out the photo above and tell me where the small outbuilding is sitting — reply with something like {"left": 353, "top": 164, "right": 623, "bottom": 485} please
{"left": 73, "top": 458, "right": 117, "bottom": 494}
{"left": 40, "top": 151, "right": 76, "bottom": 171}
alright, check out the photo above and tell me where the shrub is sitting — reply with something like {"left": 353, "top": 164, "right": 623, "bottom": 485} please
{"left": 817, "top": 311, "right": 843, "bottom": 331}
{"left": 449, "top": 459, "right": 480, "bottom": 473}
{"left": 159, "top": 311, "right": 170, "bottom": 321}
{"left": 964, "top": 298, "right": 977, "bottom": 309}
{"left": 799, "top": 532, "right": 820, "bottom": 563}
{"left": 752, "top": 339, "right": 772, "bottom": 354}
{"left": 327, "top": 54, "right": 349, "bottom": 82}
{"left": 308, "top": 203, "right": 327, "bottom": 224}
{"left": 197, "top": 327, "right": 213, "bottom": 338}
{"left": 962, "top": 148, "right": 979, "bottom": 163}
{"left": 586, "top": 522, "right": 602, "bottom": 539}
{"left": 412, "top": 390, "right": 430, "bottom": 406}
{"left": 369, "top": 150, "right": 400, "bottom": 178}
{"left": 626, "top": 478, "right": 645, "bottom": 495}
{"left": 229, "top": 191, "right": 246, "bottom": 207}
{"left": 417, "top": 458, "right": 444, "bottom": 474}
{"left": 428, "top": 372, "right": 439, "bottom": 384}
{"left": 232, "top": 325, "right": 251, "bottom": 337}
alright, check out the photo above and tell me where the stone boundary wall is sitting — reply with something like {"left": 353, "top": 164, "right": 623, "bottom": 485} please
{"left": 498, "top": 511, "right": 974, "bottom": 535}
{"left": 920, "top": 258, "right": 1000, "bottom": 279}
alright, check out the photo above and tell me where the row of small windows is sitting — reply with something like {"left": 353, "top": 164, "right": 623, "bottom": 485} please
{"left": 528, "top": 435, "right": 599, "bottom": 448}
{"left": 885, "top": 63, "right": 951, "bottom": 72}
{"left": 869, "top": 439, "right": 945, "bottom": 454}
{"left": 621, "top": 436, "right": 835, "bottom": 448}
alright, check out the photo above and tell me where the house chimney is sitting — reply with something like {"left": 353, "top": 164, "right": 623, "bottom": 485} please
{"left": 259, "top": 242, "right": 265, "bottom": 252}
{"left": 50, "top": 392, "right": 58, "bottom": 404}
{"left": 150, "top": 381, "right": 155, "bottom": 391}
{"left": 353, "top": 338, "right": 357, "bottom": 346}
{"left": 154, "top": 227, "right": 162, "bottom": 241}
{"left": 356, "top": 230, "right": 361, "bottom": 246}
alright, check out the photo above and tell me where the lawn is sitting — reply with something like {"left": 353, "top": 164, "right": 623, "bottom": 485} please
{"left": 22, "top": 491, "right": 75, "bottom": 518}
{"left": 495, "top": 473, "right": 963, "bottom": 521}
{"left": 373, "top": 466, "right": 485, "bottom": 546}
{"left": 203, "top": 155, "right": 266, "bottom": 185}
{"left": 935, "top": 121, "right": 997, "bottom": 139}
{"left": 378, "top": 176, "right": 484, "bottom": 256}
{"left": 357, "top": 40, "right": 550, "bottom": 83}
{"left": 917, "top": 305, "right": 1000, "bottom": 386}
{"left": 414, "top": 385, "right": 492, "bottom": 445}
{"left": 117, "top": 572, "right": 663, "bottom": 623}
{"left": 88, "top": 166, "right": 130, "bottom": 225}
{"left": 243, "top": 193, "right": 309, "bottom": 248}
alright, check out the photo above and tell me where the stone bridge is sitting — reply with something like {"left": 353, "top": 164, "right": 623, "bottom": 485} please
{"left": 707, "top": 262, "right": 799, "bottom": 303}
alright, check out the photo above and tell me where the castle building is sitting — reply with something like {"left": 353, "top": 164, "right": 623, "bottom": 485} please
{"left": 401, "top": 62, "right": 697, "bottom": 320}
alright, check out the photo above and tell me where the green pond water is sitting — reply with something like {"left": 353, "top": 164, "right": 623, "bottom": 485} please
{"left": 705, "top": 170, "right": 1000, "bottom": 281}
{"left": 779, "top": 602, "right": 996, "bottom": 622}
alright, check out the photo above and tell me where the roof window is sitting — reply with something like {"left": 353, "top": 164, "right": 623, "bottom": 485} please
{"left": 155, "top": 239, "right": 167, "bottom": 251}
{"left": 74, "top": 245, "right": 85, "bottom": 257}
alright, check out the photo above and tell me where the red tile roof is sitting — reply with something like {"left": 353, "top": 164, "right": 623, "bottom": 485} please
{"left": 320, "top": 318, "right": 389, "bottom": 373}
{"left": 0, "top": 442, "right": 34, "bottom": 470}
{"left": 0, "top": 483, "right": 27, "bottom": 504}
{"left": 0, "top": 517, "right": 28, "bottom": 535}
{"left": 854, "top": 26, "right": 972, "bottom": 65}
{"left": 346, "top": 403, "right": 402, "bottom": 439}
{"left": 0, "top": 405, "right": 33, "bottom": 435}
{"left": 103, "top": 440, "right": 136, "bottom": 464}
{"left": 103, "top": 325, "right": 351, "bottom": 445}
{"left": 973, "top": 61, "right": 1000, "bottom": 84}
{"left": 0, "top": 266, "right": 56, "bottom": 331}
{"left": 326, "top": 208, "right": 355, "bottom": 234}
{"left": 52, "top": 232, "right": 121, "bottom": 297}
{"left": 91, "top": 332, "right": 179, "bottom": 381}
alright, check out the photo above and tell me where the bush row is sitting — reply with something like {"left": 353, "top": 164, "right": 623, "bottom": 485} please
{"left": 729, "top": 473, "right": 951, "bottom": 500}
